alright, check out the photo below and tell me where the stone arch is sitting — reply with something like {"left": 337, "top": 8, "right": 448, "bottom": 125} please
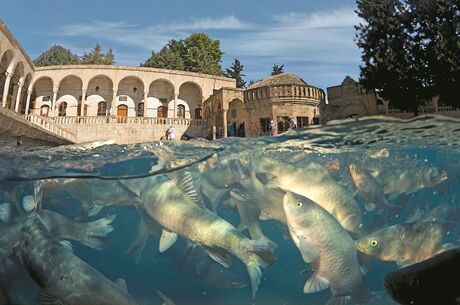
{"left": 146, "top": 79, "right": 175, "bottom": 118}
{"left": 118, "top": 76, "right": 144, "bottom": 117}
{"left": 6, "top": 61, "right": 25, "bottom": 110}
{"left": 18, "top": 73, "right": 32, "bottom": 114}
{"left": 0, "top": 50, "right": 14, "bottom": 102}
{"left": 179, "top": 82, "right": 202, "bottom": 119}
{"left": 227, "top": 98, "right": 246, "bottom": 137}
{"left": 30, "top": 77, "right": 53, "bottom": 115}
{"left": 87, "top": 75, "right": 113, "bottom": 116}
{"left": 58, "top": 75, "right": 83, "bottom": 116}
{"left": 341, "top": 102, "right": 369, "bottom": 118}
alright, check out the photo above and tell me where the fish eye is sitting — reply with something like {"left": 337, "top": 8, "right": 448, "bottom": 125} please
{"left": 370, "top": 239, "right": 378, "bottom": 247}
{"left": 296, "top": 201, "right": 303, "bottom": 208}
{"left": 432, "top": 169, "right": 438, "bottom": 177}
{"left": 359, "top": 223, "right": 364, "bottom": 229}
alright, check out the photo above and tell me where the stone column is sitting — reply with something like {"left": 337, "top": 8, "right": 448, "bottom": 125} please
{"left": 1, "top": 72, "right": 11, "bottom": 107}
{"left": 222, "top": 109, "right": 228, "bottom": 138}
{"left": 112, "top": 90, "right": 117, "bottom": 116}
{"left": 11, "top": 84, "right": 19, "bottom": 110}
{"left": 51, "top": 90, "right": 58, "bottom": 117}
{"left": 80, "top": 89, "right": 87, "bottom": 117}
{"left": 25, "top": 91, "right": 32, "bottom": 114}
{"left": 174, "top": 93, "right": 178, "bottom": 119}
{"left": 212, "top": 125, "right": 216, "bottom": 140}
{"left": 14, "top": 83, "right": 23, "bottom": 112}
{"left": 143, "top": 91, "right": 148, "bottom": 117}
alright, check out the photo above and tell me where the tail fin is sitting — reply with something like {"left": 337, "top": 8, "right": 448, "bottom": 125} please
{"left": 78, "top": 215, "right": 116, "bottom": 250}
{"left": 244, "top": 254, "right": 267, "bottom": 300}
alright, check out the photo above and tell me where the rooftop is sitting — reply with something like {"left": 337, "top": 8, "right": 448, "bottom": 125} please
{"left": 248, "top": 73, "right": 309, "bottom": 89}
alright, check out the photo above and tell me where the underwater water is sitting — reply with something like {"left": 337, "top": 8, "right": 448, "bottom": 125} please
{"left": 1, "top": 115, "right": 460, "bottom": 305}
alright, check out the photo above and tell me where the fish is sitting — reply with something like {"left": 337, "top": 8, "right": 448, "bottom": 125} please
{"left": 125, "top": 210, "right": 163, "bottom": 263}
{"left": 283, "top": 191, "right": 369, "bottom": 305}
{"left": 364, "top": 159, "right": 448, "bottom": 196}
{"left": 349, "top": 163, "right": 394, "bottom": 212}
{"left": 384, "top": 248, "right": 460, "bottom": 305}
{"left": 0, "top": 200, "right": 116, "bottom": 281}
{"left": 138, "top": 172, "right": 275, "bottom": 298}
{"left": 355, "top": 220, "right": 454, "bottom": 268}
{"left": 257, "top": 155, "right": 364, "bottom": 234}
{"left": 43, "top": 178, "right": 142, "bottom": 217}
{"left": 229, "top": 158, "right": 287, "bottom": 224}
{"left": 19, "top": 212, "right": 139, "bottom": 305}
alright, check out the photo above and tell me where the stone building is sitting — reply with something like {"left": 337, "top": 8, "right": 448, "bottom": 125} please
{"left": 325, "top": 76, "right": 460, "bottom": 121}
{"left": 204, "top": 74, "right": 326, "bottom": 138}
{"left": 0, "top": 18, "right": 235, "bottom": 143}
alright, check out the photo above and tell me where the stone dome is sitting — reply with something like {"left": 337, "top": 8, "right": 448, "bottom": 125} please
{"left": 248, "top": 73, "right": 308, "bottom": 89}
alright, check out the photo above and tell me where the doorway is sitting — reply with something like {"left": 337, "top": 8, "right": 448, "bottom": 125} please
{"left": 117, "top": 104, "right": 128, "bottom": 123}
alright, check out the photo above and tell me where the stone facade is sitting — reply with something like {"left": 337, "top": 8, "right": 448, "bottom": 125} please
{"left": 204, "top": 74, "right": 326, "bottom": 138}
{"left": 0, "top": 17, "right": 236, "bottom": 143}
{"left": 325, "top": 76, "right": 460, "bottom": 121}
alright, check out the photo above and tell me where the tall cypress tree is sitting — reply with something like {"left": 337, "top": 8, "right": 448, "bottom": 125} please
{"left": 225, "top": 59, "right": 246, "bottom": 88}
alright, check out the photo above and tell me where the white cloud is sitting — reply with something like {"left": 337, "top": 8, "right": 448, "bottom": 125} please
{"left": 46, "top": 8, "right": 361, "bottom": 88}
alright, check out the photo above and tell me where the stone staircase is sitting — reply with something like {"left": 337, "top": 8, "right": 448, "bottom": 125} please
{"left": 20, "top": 113, "right": 76, "bottom": 143}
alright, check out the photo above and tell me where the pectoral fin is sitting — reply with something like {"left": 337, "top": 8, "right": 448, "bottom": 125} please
{"left": 38, "top": 289, "right": 65, "bottom": 305}
{"left": 159, "top": 230, "right": 177, "bottom": 253}
{"left": 396, "top": 259, "right": 415, "bottom": 268}
{"left": 303, "top": 272, "right": 329, "bottom": 293}
{"left": 299, "top": 238, "right": 320, "bottom": 263}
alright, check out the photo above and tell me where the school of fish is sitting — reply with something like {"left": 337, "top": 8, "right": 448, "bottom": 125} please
{"left": 0, "top": 143, "right": 458, "bottom": 305}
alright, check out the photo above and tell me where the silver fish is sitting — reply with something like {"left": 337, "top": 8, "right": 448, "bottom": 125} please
{"left": 283, "top": 191, "right": 368, "bottom": 305}
{"left": 19, "top": 213, "right": 139, "bottom": 305}
{"left": 139, "top": 172, "right": 275, "bottom": 298}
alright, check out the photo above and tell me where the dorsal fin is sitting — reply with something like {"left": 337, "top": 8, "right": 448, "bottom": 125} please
{"left": 172, "top": 172, "right": 205, "bottom": 209}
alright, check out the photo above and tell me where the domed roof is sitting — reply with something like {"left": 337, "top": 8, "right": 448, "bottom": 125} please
{"left": 248, "top": 73, "right": 308, "bottom": 89}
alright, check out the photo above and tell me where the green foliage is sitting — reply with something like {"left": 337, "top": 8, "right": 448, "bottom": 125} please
{"left": 80, "top": 43, "right": 115, "bottom": 65}
{"left": 271, "top": 64, "right": 284, "bottom": 76}
{"left": 225, "top": 59, "right": 246, "bottom": 88}
{"left": 142, "top": 33, "right": 223, "bottom": 76}
{"left": 33, "top": 45, "right": 79, "bottom": 67}
{"left": 141, "top": 39, "right": 185, "bottom": 70}
{"left": 356, "top": 0, "right": 460, "bottom": 111}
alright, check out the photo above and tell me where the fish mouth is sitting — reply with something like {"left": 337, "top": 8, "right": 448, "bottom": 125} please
{"left": 439, "top": 171, "right": 448, "bottom": 182}
{"left": 355, "top": 241, "right": 366, "bottom": 253}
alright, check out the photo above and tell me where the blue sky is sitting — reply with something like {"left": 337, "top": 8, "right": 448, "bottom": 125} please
{"left": 2, "top": 0, "right": 362, "bottom": 90}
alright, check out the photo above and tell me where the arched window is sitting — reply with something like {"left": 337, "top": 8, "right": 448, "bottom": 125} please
{"left": 97, "top": 102, "right": 107, "bottom": 116}
{"left": 157, "top": 106, "right": 167, "bottom": 118}
{"left": 195, "top": 108, "right": 203, "bottom": 120}
{"left": 40, "top": 105, "right": 49, "bottom": 117}
{"left": 177, "top": 104, "right": 185, "bottom": 119}
{"left": 137, "top": 102, "right": 144, "bottom": 117}
{"left": 58, "top": 102, "right": 67, "bottom": 117}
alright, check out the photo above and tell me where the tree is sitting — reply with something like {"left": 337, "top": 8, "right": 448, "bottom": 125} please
{"left": 80, "top": 43, "right": 115, "bottom": 65}
{"left": 183, "top": 33, "right": 223, "bottom": 75}
{"left": 225, "top": 59, "right": 246, "bottom": 88}
{"left": 33, "top": 45, "right": 79, "bottom": 67}
{"left": 141, "top": 39, "right": 185, "bottom": 70}
{"left": 356, "top": 0, "right": 460, "bottom": 112}
{"left": 271, "top": 64, "right": 284, "bottom": 76}
{"left": 142, "top": 33, "right": 223, "bottom": 75}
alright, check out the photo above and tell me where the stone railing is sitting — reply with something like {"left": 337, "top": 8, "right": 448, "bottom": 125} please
{"left": 21, "top": 114, "right": 77, "bottom": 142}
{"left": 48, "top": 116, "right": 204, "bottom": 126}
